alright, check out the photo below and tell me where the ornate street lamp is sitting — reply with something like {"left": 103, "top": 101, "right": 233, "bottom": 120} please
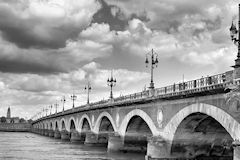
{"left": 107, "top": 71, "right": 116, "bottom": 99}
{"left": 45, "top": 107, "right": 48, "bottom": 116}
{"left": 61, "top": 96, "right": 66, "bottom": 112}
{"left": 49, "top": 105, "right": 52, "bottom": 115}
{"left": 42, "top": 108, "right": 44, "bottom": 118}
{"left": 55, "top": 102, "right": 59, "bottom": 114}
{"left": 230, "top": 4, "right": 240, "bottom": 70}
{"left": 71, "top": 92, "right": 77, "bottom": 108}
{"left": 85, "top": 81, "right": 92, "bottom": 104}
{"left": 145, "top": 49, "right": 158, "bottom": 89}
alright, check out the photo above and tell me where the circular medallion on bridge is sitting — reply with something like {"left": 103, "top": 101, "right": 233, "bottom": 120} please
{"left": 225, "top": 91, "right": 240, "bottom": 112}
{"left": 157, "top": 109, "right": 163, "bottom": 128}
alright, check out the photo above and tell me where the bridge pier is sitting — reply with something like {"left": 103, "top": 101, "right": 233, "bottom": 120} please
{"left": 60, "top": 129, "right": 70, "bottom": 140}
{"left": 48, "top": 130, "right": 54, "bottom": 137}
{"left": 233, "top": 140, "right": 240, "bottom": 160}
{"left": 107, "top": 134, "right": 124, "bottom": 152}
{"left": 44, "top": 129, "right": 49, "bottom": 136}
{"left": 41, "top": 129, "right": 45, "bottom": 135}
{"left": 84, "top": 132, "right": 98, "bottom": 146}
{"left": 54, "top": 130, "right": 61, "bottom": 139}
{"left": 70, "top": 130, "right": 83, "bottom": 143}
{"left": 145, "top": 137, "right": 171, "bottom": 160}
{"left": 84, "top": 132, "right": 110, "bottom": 147}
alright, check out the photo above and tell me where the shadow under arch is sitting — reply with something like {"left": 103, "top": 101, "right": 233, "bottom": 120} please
{"left": 119, "top": 109, "right": 158, "bottom": 136}
{"left": 171, "top": 112, "right": 234, "bottom": 159}
{"left": 163, "top": 103, "right": 240, "bottom": 144}
{"left": 50, "top": 122, "right": 53, "bottom": 130}
{"left": 55, "top": 121, "right": 59, "bottom": 131}
{"left": 68, "top": 117, "right": 77, "bottom": 131}
{"left": 70, "top": 119, "right": 76, "bottom": 131}
{"left": 78, "top": 114, "right": 92, "bottom": 133}
{"left": 93, "top": 112, "right": 117, "bottom": 134}
{"left": 60, "top": 118, "right": 66, "bottom": 131}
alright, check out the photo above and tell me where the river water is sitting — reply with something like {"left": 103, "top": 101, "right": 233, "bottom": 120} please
{"left": 0, "top": 132, "right": 145, "bottom": 160}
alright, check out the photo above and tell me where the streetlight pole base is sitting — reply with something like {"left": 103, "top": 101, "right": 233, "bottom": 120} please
{"left": 108, "top": 98, "right": 114, "bottom": 103}
{"left": 149, "top": 82, "right": 155, "bottom": 90}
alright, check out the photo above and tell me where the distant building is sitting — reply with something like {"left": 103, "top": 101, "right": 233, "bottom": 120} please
{"left": 7, "top": 107, "right": 10, "bottom": 118}
{"left": 6, "top": 107, "right": 20, "bottom": 124}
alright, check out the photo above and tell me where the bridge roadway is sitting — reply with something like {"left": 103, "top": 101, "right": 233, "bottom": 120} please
{"left": 32, "top": 70, "right": 240, "bottom": 159}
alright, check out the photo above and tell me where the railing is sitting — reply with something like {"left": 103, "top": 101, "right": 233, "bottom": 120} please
{"left": 155, "top": 73, "right": 227, "bottom": 96}
{"left": 33, "top": 71, "right": 231, "bottom": 121}
{"left": 84, "top": 72, "right": 228, "bottom": 107}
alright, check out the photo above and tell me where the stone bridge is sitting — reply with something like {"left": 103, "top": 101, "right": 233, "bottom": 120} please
{"left": 32, "top": 70, "right": 240, "bottom": 159}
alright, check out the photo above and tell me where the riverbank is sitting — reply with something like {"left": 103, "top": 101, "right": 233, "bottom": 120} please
{"left": 0, "top": 123, "right": 31, "bottom": 132}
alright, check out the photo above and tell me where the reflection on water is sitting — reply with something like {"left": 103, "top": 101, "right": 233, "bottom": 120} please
{"left": 0, "top": 132, "right": 145, "bottom": 160}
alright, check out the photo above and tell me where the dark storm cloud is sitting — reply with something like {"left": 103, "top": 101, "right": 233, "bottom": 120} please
{"left": 0, "top": 58, "right": 64, "bottom": 74}
{"left": 92, "top": 0, "right": 128, "bottom": 31}
{"left": 0, "top": 0, "right": 100, "bottom": 49}
{"left": 92, "top": 0, "right": 149, "bottom": 31}
{"left": 0, "top": 8, "right": 80, "bottom": 49}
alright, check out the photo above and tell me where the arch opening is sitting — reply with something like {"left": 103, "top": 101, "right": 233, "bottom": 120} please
{"left": 171, "top": 112, "right": 233, "bottom": 159}
{"left": 82, "top": 118, "right": 91, "bottom": 132}
{"left": 55, "top": 121, "right": 58, "bottom": 130}
{"left": 124, "top": 115, "right": 153, "bottom": 153}
{"left": 61, "top": 121, "right": 66, "bottom": 130}
{"left": 79, "top": 118, "right": 92, "bottom": 142}
{"left": 50, "top": 123, "right": 53, "bottom": 130}
{"left": 97, "top": 116, "right": 115, "bottom": 145}
{"left": 70, "top": 120, "right": 76, "bottom": 131}
{"left": 99, "top": 116, "right": 114, "bottom": 133}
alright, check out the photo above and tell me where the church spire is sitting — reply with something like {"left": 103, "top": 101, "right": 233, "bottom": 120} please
{"left": 7, "top": 106, "right": 11, "bottom": 118}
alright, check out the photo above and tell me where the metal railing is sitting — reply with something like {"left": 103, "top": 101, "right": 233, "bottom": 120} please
{"left": 33, "top": 72, "right": 230, "bottom": 121}
{"left": 155, "top": 73, "right": 227, "bottom": 96}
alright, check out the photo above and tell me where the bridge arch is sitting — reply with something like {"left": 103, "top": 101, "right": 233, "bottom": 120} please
{"left": 54, "top": 121, "right": 59, "bottom": 131}
{"left": 69, "top": 117, "right": 77, "bottom": 131}
{"left": 78, "top": 114, "right": 92, "bottom": 132}
{"left": 93, "top": 111, "right": 117, "bottom": 133}
{"left": 119, "top": 109, "right": 159, "bottom": 136}
{"left": 60, "top": 118, "right": 66, "bottom": 131}
{"left": 163, "top": 103, "right": 240, "bottom": 144}
{"left": 50, "top": 122, "right": 53, "bottom": 130}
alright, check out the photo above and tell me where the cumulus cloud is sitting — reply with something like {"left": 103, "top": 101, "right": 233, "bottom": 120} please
{"left": 0, "top": 0, "right": 100, "bottom": 49}
{"left": 0, "top": 62, "right": 149, "bottom": 117}
{"left": 0, "top": 0, "right": 237, "bottom": 119}
{"left": 0, "top": 28, "right": 112, "bottom": 74}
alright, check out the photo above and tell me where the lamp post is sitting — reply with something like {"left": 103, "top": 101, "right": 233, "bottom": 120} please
{"left": 85, "top": 81, "right": 91, "bottom": 104}
{"left": 45, "top": 107, "right": 48, "bottom": 116}
{"left": 49, "top": 105, "right": 52, "bottom": 115}
{"left": 71, "top": 93, "right": 77, "bottom": 108}
{"left": 230, "top": 4, "right": 240, "bottom": 78}
{"left": 61, "top": 96, "right": 66, "bottom": 112}
{"left": 42, "top": 108, "right": 44, "bottom": 118}
{"left": 145, "top": 49, "right": 158, "bottom": 89}
{"left": 107, "top": 71, "right": 116, "bottom": 99}
{"left": 55, "top": 102, "right": 59, "bottom": 114}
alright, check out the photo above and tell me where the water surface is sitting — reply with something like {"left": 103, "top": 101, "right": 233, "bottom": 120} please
{"left": 0, "top": 132, "right": 145, "bottom": 160}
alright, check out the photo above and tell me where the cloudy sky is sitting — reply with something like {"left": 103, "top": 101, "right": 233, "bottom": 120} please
{"left": 0, "top": 0, "right": 238, "bottom": 119}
